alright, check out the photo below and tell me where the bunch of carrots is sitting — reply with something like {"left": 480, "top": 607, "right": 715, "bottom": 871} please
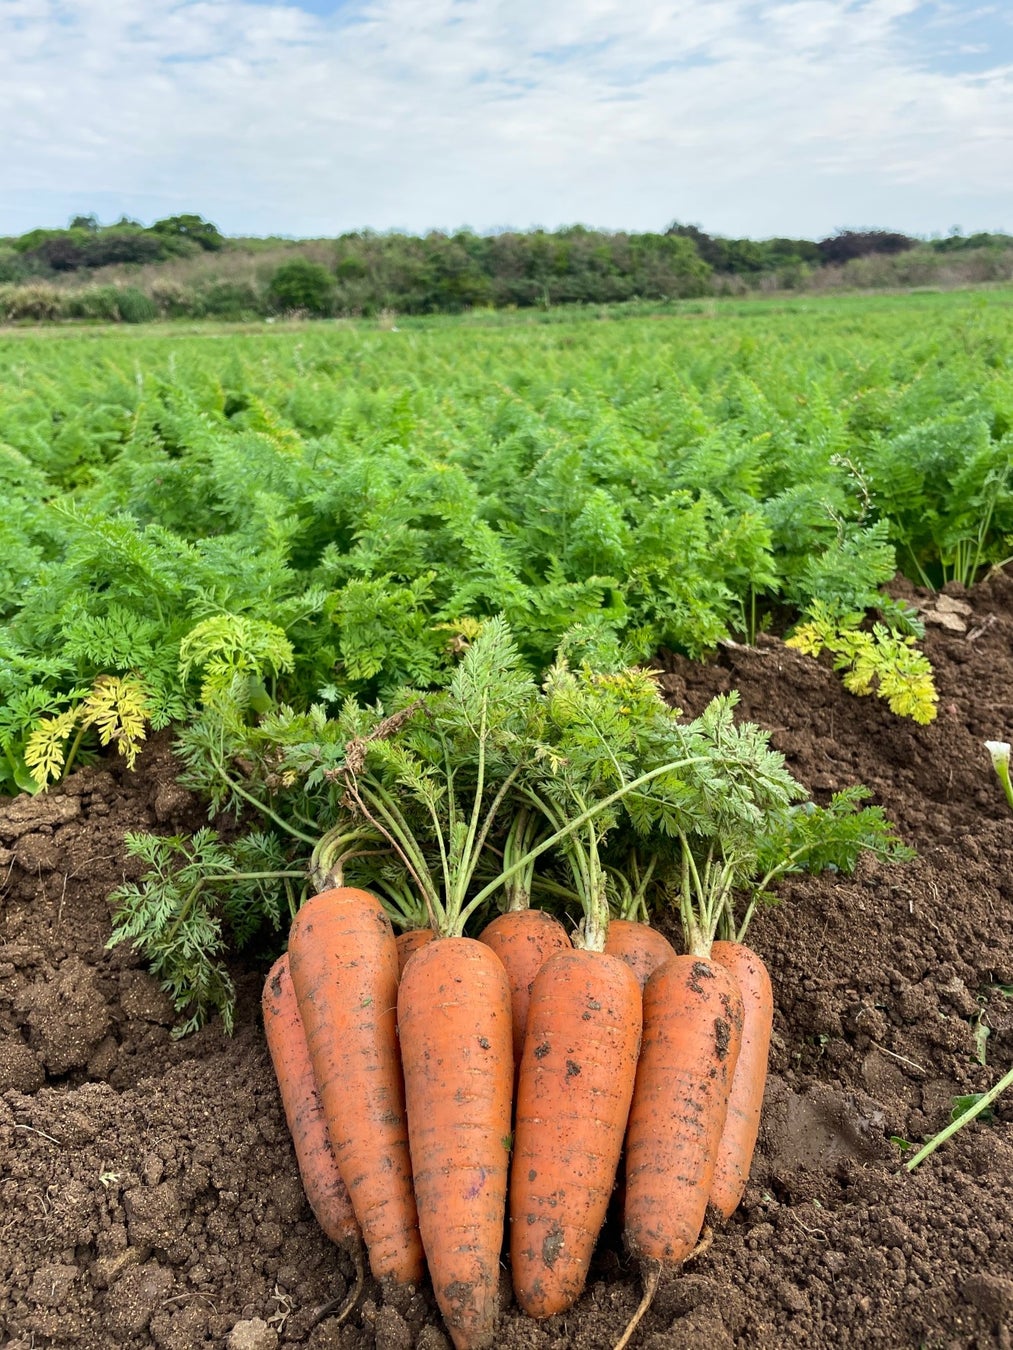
{"left": 256, "top": 621, "right": 908, "bottom": 1349}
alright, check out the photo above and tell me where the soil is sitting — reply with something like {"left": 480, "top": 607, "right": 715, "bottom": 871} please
{"left": 3, "top": 573, "right": 1013, "bottom": 1350}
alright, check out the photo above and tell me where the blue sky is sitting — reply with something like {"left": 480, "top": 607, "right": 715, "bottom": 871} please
{"left": 1, "top": 0, "right": 1011, "bottom": 240}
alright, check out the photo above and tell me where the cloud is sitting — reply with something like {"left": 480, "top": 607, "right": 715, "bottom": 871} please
{"left": 0, "top": 0, "right": 1011, "bottom": 237}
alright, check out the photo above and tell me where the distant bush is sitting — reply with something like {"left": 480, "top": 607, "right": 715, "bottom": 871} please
{"left": 0, "top": 250, "right": 29, "bottom": 284}
{"left": 808, "top": 244, "right": 1013, "bottom": 293}
{"left": 116, "top": 287, "right": 158, "bottom": 323}
{"left": 328, "top": 227, "right": 712, "bottom": 315}
{"left": 63, "top": 286, "right": 123, "bottom": 322}
{"left": 667, "top": 224, "right": 821, "bottom": 273}
{"left": 929, "top": 231, "right": 1010, "bottom": 254}
{"left": 816, "top": 230, "right": 917, "bottom": 265}
{"left": 84, "top": 231, "right": 169, "bottom": 267}
{"left": 0, "top": 282, "right": 64, "bottom": 322}
{"left": 17, "top": 226, "right": 167, "bottom": 270}
{"left": 268, "top": 258, "right": 335, "bottom": 315}
{"left": 201, "top": 280, "right": 264, "bottom": 319}
{"left": 5, "top": 219, "right": 1013, "bottom": 326}
{"left": 11, "top": 215, "right": 221, "bottom": 274}
{"left": 150, "top": 214, "right": 224, "bottom": 252}
{"left": 149, "top": 279, "right": 204, "bottom": 318}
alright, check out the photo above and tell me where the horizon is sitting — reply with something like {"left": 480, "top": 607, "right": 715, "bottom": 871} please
{"left": 3, "top": 217, "right": 1000, "bottom": 247}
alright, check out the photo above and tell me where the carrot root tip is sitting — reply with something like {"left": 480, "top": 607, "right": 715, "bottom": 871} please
{"left": 305, "top": 1238, "right": 366, "bottom": 1332}
{"left": 687, "top": 1225, "right": 714, "bottom": 1264}
{"left": 612, "top": 1230, "right": 713, "bottom": 1350}
{"left": 612, "top": 1260, "right": 661, "bottom": 1350}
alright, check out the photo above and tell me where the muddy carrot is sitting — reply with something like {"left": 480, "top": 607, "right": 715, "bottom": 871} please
{"left": 477, "top": 908, "right": 572, "bottom": 1064}
{"left": 398, "top": 937, "right": 514, "bottom": 1350}
{"left": 287, "top": 886, "right": 424, "bottom": 1288}
{"left": 261, "top": 953, "right": 361, "bottom": 1253}
{"left": 510, "top": 946, "right": 643, "bottom": 1318}
{"left": 709, "top": 940, "right": 773, "bottom": 1219}
{"left": 603, "top": 918, "right": 677, "bottom": 992}
{"left": 623, "top": 954, "right": 744, "bottom": 1262}
{"left": 396, "top": 927, "right": 435, "bottom": 975}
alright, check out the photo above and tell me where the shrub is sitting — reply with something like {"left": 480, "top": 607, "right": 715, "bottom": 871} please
{"left": 22, "top": 233, "right": 89, "bottom": 270}
{"left": 116, "top": 287, "right": 158, "bottom": 323}
{"left": 201, "top": 279, "right": 264, "bottom": 320}
{"left": 63, "top": 286, "right": 123, "bottom": 322}
{"left": 85, "top": 231, "right": 167, "bottom": 267}
{"left": 0, "top": 282, "right": 65, "bottom": 322}
{"left": 816, "top": 230, "right": 916, "bottom": 266}
{"left": 0, "top": 249, "right": 31, "bottom": 284}
{"left": 150, "top": 214, "right": 225, "bottom": 252}
{"left": 149, "top": 279, "right": 204, "bottom": 318}
{"left": 268, "top": 258, "right": 335, "bottom": 316}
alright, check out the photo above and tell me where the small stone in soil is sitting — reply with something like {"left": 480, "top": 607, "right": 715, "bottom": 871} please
{"left": 228, "top": 1317, "right": 280, "bottom": 1350}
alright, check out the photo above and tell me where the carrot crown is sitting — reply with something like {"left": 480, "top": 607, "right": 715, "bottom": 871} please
{"left": 339, "top": 625, "right": 719, "bottom": 941}
{"left": 341, "top": 618, "right": 541, "bottom": 937}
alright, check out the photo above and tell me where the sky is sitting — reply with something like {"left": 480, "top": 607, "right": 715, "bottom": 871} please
{"left": 1, "top": 0, "right": 1011, "bottom": 241}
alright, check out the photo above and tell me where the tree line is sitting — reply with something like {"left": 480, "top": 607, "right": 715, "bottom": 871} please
{"left": 2, "top": 214, "right": 1011, "bottom": 322}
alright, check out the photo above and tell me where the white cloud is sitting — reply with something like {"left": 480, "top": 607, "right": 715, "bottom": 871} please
{"left": 0, "top": 0, "right": 1011, "bottom": 237}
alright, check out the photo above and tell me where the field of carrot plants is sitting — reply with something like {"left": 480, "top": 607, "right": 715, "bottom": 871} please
{"left": 1, "top": 290, "right": 1013, "bottom": 1349}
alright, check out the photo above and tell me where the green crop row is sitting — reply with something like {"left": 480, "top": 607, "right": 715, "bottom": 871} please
{"left": 1, "top": 290, "right": 1010, "bottom": 795}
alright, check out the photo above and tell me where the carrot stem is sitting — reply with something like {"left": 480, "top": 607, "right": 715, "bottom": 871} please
{"left": 455, "top": 693, "right": 489, "bottom": 912}
{"left": 672, "top": 833, "right": 743, "bottom": 958}
{"left": 468, "top": 754, "right": 712, "bottom": 915}
{"left": 501, "top": 809, "right": 539, "bottom": 911}
{"left": 905, "top": 1063, "right": 1013, "bottom": 1171}
{"left": 345, "top": 776, "right": 444, "bottom": 930}
{"left": 310, "top": 827, "right": 385, "bottom": 891}
{"left": 212, "top": 763, "right": 318, "bottom": 847}
{"left": 455, "top": 764, "right": 524, "bottom": 928}
{"left": 61, "top": 720, "right": 90, "bottom": 782}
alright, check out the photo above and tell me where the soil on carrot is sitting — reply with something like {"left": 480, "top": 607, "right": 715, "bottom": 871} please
{"left": 3, "top": 573, "right": 1013, "bottom": 1350}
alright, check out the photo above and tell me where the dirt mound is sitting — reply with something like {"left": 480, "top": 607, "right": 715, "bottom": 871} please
{"left": 2, "top": 575, "right": 1013, "bottom": 1349}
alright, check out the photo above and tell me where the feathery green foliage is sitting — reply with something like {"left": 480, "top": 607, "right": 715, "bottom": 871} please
{"left": 4, "top": 292, "right": 996, "bottom": 794}
{"left": 786, "top": 602, "right": 938, "bottom": 724}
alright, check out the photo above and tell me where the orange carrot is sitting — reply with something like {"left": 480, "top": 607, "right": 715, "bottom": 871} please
{"left": 287, "top": 887, "right": 424, "bottom": 1288}
{"left": 477, "top": 909, "right": 572, "bottom": 1065}
{"left": 262, "top": 953, "right": 361, "bottom": 1252}
{"left": 623, "top": 955, "right": 743, "bottom": 1269}
{"left": 396, "top": 927, "right": 435, "bottom": 976}
{"left": 603, "top": 918, "right": 677, "bottom": 992}
{"left": 398, "top": 937, "right": 514, "bottom": 1350}
{"left": 510, "top": 948, "right": 642, "bottom": 1318}
{"left": 709, "top": 941, "right": 773, "bottom": 1220}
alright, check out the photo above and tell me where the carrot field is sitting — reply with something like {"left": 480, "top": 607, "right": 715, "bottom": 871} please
{"left": 1, "top": 290, "right": 1012, "bottom": 1349}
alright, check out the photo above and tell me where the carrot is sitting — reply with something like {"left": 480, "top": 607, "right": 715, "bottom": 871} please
{"left": 335, "top": 628, "right": 705, "bottom": 1333}
{"left": 287, "top": 886, "right": 424, "bottom": 1288}
{"left": 623, "top": 955, "right": 743, "bottom": 1268}
{"left": 603, "top": 918, "right": 676, "bottom": 992}
{"left": 708, "top": 941, "right": 773, "bottom": 1220}
{"left": 398, "top": 937, "right": 514, "bottom": 1350}
{"left": 477, "top": 909, "right": 572, "bottom": 1065}
{"left": 510, "top": 947, "right": 642, "bottom": 1318}
{"left": 396, "top": 927, "right": 435, "bottom": 976}
{"left": 261, "top": 953, "right": 361, "bottom": 1252}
